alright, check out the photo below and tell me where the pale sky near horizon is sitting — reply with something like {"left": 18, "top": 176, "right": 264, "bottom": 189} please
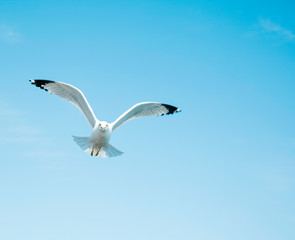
{"left": 1, "top": 1, "right": 295, "bottom": 239}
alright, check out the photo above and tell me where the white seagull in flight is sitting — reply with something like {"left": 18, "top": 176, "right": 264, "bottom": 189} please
{"left": 30, "top": 80, "right": 181, "bottom": 158}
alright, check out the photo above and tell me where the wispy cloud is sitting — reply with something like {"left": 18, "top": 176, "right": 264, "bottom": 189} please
{"left": 257, "top": 18, "right": 295, "bottom": 41}
{"left": 24, "top": 149, "right": 72, "bottom": 158}
{"left": 0, "top": 99, "right": 22, "bottom": 119}
{"left": 0, "top": 100, "right": 41, "bottom": 143}
{"left": 0, "top": 25, "right": 22, "bottom": 43}
{"left": 5, "top": 136, "right": 41, "bottom": 143}
{"left": 0, "top": 99, "right": 74, "bottom": 158}
{"left": 7, "top": 125, "right": 42, "bottom": 135}
{"left": 2, "top": 125, "right": 42, "bottom": 143}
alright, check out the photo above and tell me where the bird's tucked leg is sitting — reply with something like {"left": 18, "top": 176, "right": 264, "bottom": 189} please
{"left": 95, "top": 147, "right": 101, "bottom": 156}
{"left": 91, "top": 147, "right": 94, "bottom": 156}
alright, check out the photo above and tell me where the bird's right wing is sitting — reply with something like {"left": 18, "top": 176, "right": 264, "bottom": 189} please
{"left": 111, "top": 102, "right": 181, "bottom": 132}
{"left": 30, "top": 79, "right": 98, "bottom": 129}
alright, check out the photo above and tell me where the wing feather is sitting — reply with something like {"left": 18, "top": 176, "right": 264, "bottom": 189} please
{"left": 111, "top": 102, "right": 181, "bottom": 132}
{"left": 30, "top": 79, "right": 98, "bottom": 128}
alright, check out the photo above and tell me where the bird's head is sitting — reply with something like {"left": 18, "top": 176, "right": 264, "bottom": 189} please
{"left": 98, "top": 121, "right": 109, "bottom": 131}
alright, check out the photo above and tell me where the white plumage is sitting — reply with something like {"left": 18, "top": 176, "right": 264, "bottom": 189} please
{"left": 30, "top": 79, "right": 181, "bottom": 158}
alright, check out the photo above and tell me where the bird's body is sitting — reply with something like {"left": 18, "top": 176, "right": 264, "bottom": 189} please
{"left": 30, "top": 79, "right": 181, "bottom": 158}
{"left": 87, "top": 121, "right": 113, "bottom": 157}
{"left": 91, "top": 122, "right": 111, "bottom": 147}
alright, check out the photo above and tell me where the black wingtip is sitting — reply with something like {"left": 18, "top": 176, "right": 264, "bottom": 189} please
{"left": 161, "top": 103, "right": 181, "bottom": 115}
{"left": 30, "top": 79, "right": 55, "bottom": 92}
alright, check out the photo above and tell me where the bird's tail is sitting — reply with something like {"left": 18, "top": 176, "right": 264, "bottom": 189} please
{"left": 72, "top": 135, "right": 123, "bottom": 158}
{"left": 72, "top": 136, "right": 90, "bottom": 151}
{"left": 100, "top": 144, "right": 124, "bottom": 158}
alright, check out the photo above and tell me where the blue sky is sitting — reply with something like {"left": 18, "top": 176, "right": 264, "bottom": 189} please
{"left": 0, "top": 0, "right": 295, "bottom": 239}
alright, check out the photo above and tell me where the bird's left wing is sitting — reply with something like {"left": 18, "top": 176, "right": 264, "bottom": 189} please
{"left": 30, "top": 79, "right": 98, "bottom": 128}
{"left": 111, "top": 102, "right": 181, "bottom": 132}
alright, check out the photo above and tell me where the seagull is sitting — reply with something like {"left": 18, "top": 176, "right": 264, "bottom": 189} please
{"left": 30, "top": 79, "right": 181, "bottom": 158}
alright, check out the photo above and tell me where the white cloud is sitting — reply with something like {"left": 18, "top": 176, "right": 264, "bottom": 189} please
{"left": 3, "top": 125, "right": 43, "bottom": 143}
{"left": 7, "top": 125, "right": 42, "bottom": 135}
{"left": 0, "top": 100, "right": 42, "bottom": 143}
{"left": 257, "top": 18, "right": 295, "bottom": 41}
{"left": 0, "top": 25, "right": 22, "bottom": 43}
{"left": 24, "top": 149, "right": 72, "bottom": 158}
{"left": 2, "top": 125, "right": 42, "bottom": 143}
{"left": 0, "top": 100, "right": 22, "bottom": 119}
{"left": 0, "top": 99, "right": 74, "bottom": 158}
{"left": 5, "top": 136, "right": 41, "bottom": 143}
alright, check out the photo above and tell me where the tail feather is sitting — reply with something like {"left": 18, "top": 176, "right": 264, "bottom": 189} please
{"left": 72, "top": 136, "right": 90, "bottom": 150}
{"left": 72, "top": 136, "right": 123, "bottom": 158}
{"left": 101, "top": 144, "right": 124, "bottom": 158}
